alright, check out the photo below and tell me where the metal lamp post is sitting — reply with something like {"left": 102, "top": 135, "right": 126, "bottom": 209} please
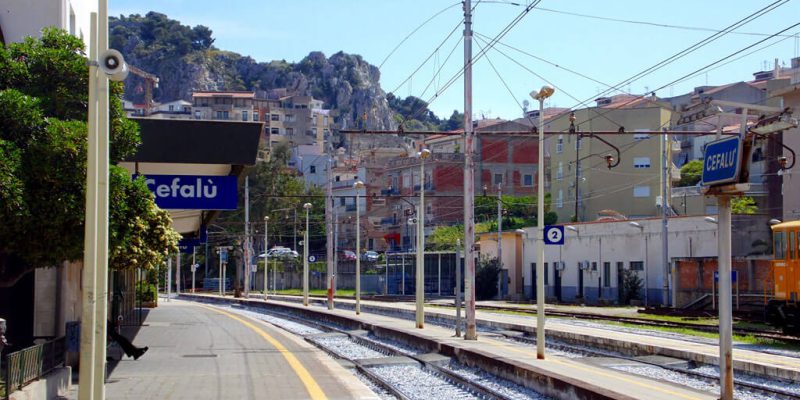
{"left": 264, "top": 215, "right": 269, "bottom": 300}
{"left": 303, "top": 203, "right": 312, "bottom": 306}
{"left": 531, "top": 85, "right": 554, "bottom": 359}
{"left": 353, "top": 181, "right": 365, "bottom": 314}
{"left": 416, "top": 148, "right": 431, "bottom": 328}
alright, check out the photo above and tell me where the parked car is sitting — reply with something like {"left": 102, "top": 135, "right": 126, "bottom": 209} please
{"left": 266, "top": 247, "right": 299, "bottom": 259}
{"left": 362, "top": 251, "right": 379, "bottom": 262}
{"left": 340, "top": 250, "right": 357, "bottom": 261}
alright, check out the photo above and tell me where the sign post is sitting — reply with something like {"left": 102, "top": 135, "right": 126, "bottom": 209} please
{"left": 703, "top": 134, "right": 745, "bottom": 400}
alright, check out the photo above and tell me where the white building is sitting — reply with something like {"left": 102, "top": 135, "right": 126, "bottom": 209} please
{"left": 1, "top": 0, "right": 95, "bottom": 53}
{"left": 481, "top": 215, "right": 771, "bottom": 306}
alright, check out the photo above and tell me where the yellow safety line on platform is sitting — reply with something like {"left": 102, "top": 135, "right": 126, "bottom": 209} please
{"left": 483, "top": 337, "right": 706, "bottom": 400}
{"left": 199, "top": 304, "right": 328, "bottom": 400}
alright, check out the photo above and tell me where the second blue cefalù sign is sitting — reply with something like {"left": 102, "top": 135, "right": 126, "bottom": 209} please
{"left": 138, "top": 174, "right": 238, "bottom": 210}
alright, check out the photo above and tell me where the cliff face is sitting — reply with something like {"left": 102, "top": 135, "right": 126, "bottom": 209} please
{"left": 109, "top": 13, "right": 395, "bottom": 130}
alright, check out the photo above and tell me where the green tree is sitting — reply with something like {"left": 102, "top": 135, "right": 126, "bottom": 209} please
{"left": 476, "top": 256, "right": 500, "bottom": 300}
{"left": 678, "top": 160, "right": 703, "bottom": 187}
{"left": 0, "top": 29, "right": 179, "bottom": 287}
{"left": 731, "top": 196, "right": 758, "bottom": 214}
{"left": 426, "top": 225, "right": 463, "bottom": 251}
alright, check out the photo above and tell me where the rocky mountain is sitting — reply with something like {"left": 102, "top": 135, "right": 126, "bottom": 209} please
{"left": 109, "top": 12, "right": 397, "bottom": 130}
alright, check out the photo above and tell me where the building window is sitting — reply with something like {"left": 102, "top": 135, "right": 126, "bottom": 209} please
{"left": 494, "top": 173, "right": 503, "bottom": 185}
{"left": 556, "top": 162, "right": 563, "bottom": 180}
{"left": 253, "top": 113, "right": 259, "bottom": 122}
{"left": 194, "top": 111, "right": 202, "bottom": 119}
{"left": 286, "top": 128, "right": 294, "bottom": 136}
{"left": 591, "top": 261, "right": 597, "bottom": 271}
{"left": 630, "top": 261, "right": 644, "bottom": 271}
{"left": 270, "top": 128, "right": 279, "bottom": 135}
{"left": 310, "top": 165, "right": 316, "bottom": 174}
{"left": 285, "top": 114, "right": 295, "bottom": 122}
{"left": 324, "top": 116, "right": 329, "bottom": 126}
{"left": 523, "top": 174, "right": 533, "bottom": 186}
{"left": 556, "top": 190, "right": 563, "bottom": 209}
{"left": 544, "top": 263, "right": 549, "bottom": 285}
{"left": 242, "top": 111, "right": 248, "bottom": 121}
{"left": 603, "top": 262, "right": 610, "bottom": 287}
{"left": 556, "top": 135, "right": 563, "bottom": 153}
{"left": 340, "top": 197, "right": 346, "bottom": 206}
{"left": 752, "top": 147, "right": 765, "bottom": 162}
{"left": 633, "top": 186, "right": 650, "bottom": 197}
{"left": 168, "top": 105, "right": 174, "bottom": 111}
{"left": 271, "top": 114, "right": 280, "bottom": 121}
{"left": 633, "top": 157, "right": 651, "bottom": 169}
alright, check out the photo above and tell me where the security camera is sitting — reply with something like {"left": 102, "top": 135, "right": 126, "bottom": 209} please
{"left": 99, "top": 49, "right": 129, "bottom": 82}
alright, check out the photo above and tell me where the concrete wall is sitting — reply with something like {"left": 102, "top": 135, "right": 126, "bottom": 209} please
{"left": 0, "top": 0, "right": 95, "bottom": 52}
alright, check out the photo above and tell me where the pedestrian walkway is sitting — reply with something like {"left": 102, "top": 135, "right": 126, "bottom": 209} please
{"left": 67, "top": 301, "right": 377, "bottom": 399}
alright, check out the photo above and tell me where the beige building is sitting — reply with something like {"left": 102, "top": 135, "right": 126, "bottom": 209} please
{"left": 0, "top": 0, "right": 95, "bottom": 52}
{"left": 192, "top": 91, "right": 257, "bottom": 122}
{"left": 256, "top": 95, "right": 333, "bottom": 147}
{"left": 545, "top": 96, "right": 677, "bottom": 222}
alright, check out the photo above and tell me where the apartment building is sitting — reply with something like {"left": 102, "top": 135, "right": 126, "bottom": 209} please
{"left": 192, "top": 91, "right": 257, "bottom": 122}
{"left": 545, "top": 96, "right": 677, "bottom": 222}
{"left": 256, "top": 95, "right": 334, "bottom": 147}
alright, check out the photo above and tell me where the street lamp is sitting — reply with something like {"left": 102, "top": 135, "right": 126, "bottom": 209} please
{"left": 530, "top": 84, "right": 554, "bottom": 359}
{"left": 264, "top": 215, "right": 269, "bottom": 300}
{"left": 302, "top": 203, "right": 312, "bottom": 306}
{"left": 353, "top": 180, "right": 365, "bottom": 314}
{"left": 628, "top": 221, "right": 646, "bottom": 307}
{"left": 416, "top": 148, "right": 431, "bottom": 329}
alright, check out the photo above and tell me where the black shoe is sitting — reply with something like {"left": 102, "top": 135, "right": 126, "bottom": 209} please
{"left": 133, "top": 346, "right": 148, "bottom": 360}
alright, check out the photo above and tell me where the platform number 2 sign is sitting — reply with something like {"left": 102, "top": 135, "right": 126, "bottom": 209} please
{"left": 544, "top": 225, "right": 564, "bottom": 245}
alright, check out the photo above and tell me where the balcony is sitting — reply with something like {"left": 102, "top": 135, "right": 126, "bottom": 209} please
{"left": 381, "top": 188, "right": 400, "bottom": 196}
{"left": 413, "top": 183, "right": 434, "bottom": 191}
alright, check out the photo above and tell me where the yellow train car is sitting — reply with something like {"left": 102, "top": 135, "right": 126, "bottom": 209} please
{"left": 769, "top": 220, "right": 800, "bottom": 333}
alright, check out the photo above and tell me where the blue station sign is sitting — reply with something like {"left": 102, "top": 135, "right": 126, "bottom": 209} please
{"left": 702, "top": 136, "right": 743, "bottom": 187}
{"left": 139, "top": 174, "right": 238, "bottom": 210}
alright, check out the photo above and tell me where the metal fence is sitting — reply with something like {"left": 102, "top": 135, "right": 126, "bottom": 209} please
{"left": 2, "top": 337, "right": 65, "bottom": 399}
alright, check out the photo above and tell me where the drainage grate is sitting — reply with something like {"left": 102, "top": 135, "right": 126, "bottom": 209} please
{"left": 182, "top": 354, "right": 218, "bottom": 358}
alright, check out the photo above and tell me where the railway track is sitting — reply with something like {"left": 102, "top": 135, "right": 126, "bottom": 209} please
{"left": 223, "top": 302, "right": 548, "bottom": 400}
{"left": 471, "top": 304, "right": 800, "bottom": 346}
{"left": 286, "top": 294, "right": 800, "bottom": 346}
{"left": 195, "top": 297, "right": 798, "bottom": 400}
{"left": 501, "top": 332, "right": 800, "bottom": 400}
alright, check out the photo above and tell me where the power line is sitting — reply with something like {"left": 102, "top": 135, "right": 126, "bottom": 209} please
{"left": 378, "top": 2, "right": 462, "bottom": 69}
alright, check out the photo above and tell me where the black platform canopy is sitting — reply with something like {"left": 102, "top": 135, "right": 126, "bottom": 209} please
{"left": 119, "top": 118, "right": 264, "bottom": 235}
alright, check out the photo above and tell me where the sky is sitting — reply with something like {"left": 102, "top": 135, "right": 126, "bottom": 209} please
{"left": 109, "top": 0, "right": 800, "bottom": 120}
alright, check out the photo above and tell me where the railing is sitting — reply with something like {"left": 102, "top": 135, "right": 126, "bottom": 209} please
{"left": 2, "top": 337, "right": 65, "bottom": 398}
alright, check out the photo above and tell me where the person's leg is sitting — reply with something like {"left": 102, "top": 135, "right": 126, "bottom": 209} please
{"left": 108, "top": 327, "right": 139, "bottom": 357}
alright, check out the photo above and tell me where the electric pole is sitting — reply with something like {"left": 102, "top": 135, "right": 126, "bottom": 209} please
{"left": 462, "top": 0, "right": 477, "bottom": 340}
{"left": 497, "top": 183, "right": 502, "bottom": 299}
{"left": 326, "top": 141, "right": 335, "bottom": 309}
{"left": 244, "top": 175, "right": 250, "bottom": 297}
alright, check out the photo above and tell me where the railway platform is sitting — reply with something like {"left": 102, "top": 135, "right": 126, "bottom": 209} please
{"left": 186, "top": 293, "right": 728, "bottom": 399}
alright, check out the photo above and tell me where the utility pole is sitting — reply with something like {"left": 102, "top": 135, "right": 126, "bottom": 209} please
{"left": 244, "top": 176, "right": 250, "bottom": 297}
{"left": 462, "top": 0, "right": 477, "bottom": 341}
{"left": 661, "top": 129, "right": 670, "bottom": 307}
{"left": 264, "top": 216, "right": 269, "bottom": 297}
{"left": 78, "top": 13, "right": 99, "bottom": 399}
{"left": 326, "top": 141, "right": 334, "bottom": 309}
{"left": 455, "top": 239, "right": 462, "bottom": 337}
{"left": 573, "top": 115, "right": 580, "bottom": 222}
{"left": 496, "top": 183, "right": 502, "bottom": 299}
